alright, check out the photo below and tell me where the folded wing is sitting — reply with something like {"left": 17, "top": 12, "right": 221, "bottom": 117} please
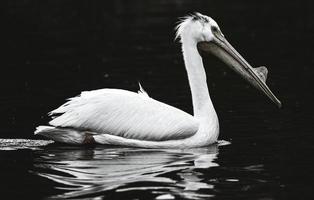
{"left": 49, "top": 89, "right": 199, "bottom": 141}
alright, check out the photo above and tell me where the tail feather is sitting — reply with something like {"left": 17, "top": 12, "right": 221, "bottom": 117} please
{"left": 35, "top": 126, "right": 88, "bottom": 144}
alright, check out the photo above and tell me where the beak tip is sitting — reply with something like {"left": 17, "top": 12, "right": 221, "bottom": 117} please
{"left": 276, "top": 100, "right": 282, "bottom": 108}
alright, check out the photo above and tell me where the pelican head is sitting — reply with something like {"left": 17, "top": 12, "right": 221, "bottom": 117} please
{"left": 176, "top": 13, "right": 281, "bottom": 108}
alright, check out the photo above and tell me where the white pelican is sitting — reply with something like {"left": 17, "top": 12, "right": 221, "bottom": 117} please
{"left": 35, "top": 13, "right": 281, "bottom": 148}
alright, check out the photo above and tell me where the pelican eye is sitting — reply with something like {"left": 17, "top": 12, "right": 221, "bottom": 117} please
{"left": 211, "top": 26, "right": 218, "bottom": 32}
{"left": 211, "top": 26, "right": 224, "bottom": 41}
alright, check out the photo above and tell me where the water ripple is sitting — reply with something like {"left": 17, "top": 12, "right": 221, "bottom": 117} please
{"left": 0, "top": 139, "right": 53, "bottom": 151}
{"left": 33, "top": 144, "right": 221, "bottom": 199}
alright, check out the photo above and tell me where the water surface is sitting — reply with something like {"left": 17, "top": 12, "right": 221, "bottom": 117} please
{"left": 0, "top": 139, "right": 287, "bottom": 200}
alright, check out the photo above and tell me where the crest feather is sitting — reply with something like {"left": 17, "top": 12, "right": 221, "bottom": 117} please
{"left": 175, "top": 12, "right": 209, "bottom": 41}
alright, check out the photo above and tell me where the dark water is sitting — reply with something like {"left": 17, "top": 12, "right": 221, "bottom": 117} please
{"left": 2, "top": 0, "right": 314, "bottom": 199}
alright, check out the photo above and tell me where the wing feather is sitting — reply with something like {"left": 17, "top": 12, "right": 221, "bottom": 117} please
{"left": 49, "top": 89, "right": 199, "bottom": 141}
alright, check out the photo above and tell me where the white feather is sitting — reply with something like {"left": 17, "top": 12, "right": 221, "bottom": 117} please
{"left": 137, "top": 82, "right": 149, "bottom": 98}
{"left": 49, "top": 89, "right": 199, "bottom": 141}
{"left": 35, "top": 126, "right": 86, "bottom": 144}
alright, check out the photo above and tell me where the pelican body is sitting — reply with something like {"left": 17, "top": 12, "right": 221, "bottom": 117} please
{"left": 35, "top": 13, "right": 281, "bottom": 148}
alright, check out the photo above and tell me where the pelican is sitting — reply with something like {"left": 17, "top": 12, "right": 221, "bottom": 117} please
{"left": 35, "top": 13, "right": 281, "bottom": 148}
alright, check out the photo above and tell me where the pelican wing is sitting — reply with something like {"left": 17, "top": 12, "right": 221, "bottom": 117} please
{"left": 49, "top": 89, "right": 199, "bottom": 141}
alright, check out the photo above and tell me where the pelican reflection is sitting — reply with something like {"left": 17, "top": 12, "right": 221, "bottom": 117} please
{"left": 33, "top": 143, "right": 225, "bottom": 199}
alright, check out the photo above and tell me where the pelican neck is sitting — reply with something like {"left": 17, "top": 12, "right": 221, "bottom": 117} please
{"left": 181, "top": 40, "right": 216, "bottom": 118}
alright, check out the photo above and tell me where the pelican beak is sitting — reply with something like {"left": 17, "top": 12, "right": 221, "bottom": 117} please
{"left": 197, "top": 34, "right": 281, "bottom": 108}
